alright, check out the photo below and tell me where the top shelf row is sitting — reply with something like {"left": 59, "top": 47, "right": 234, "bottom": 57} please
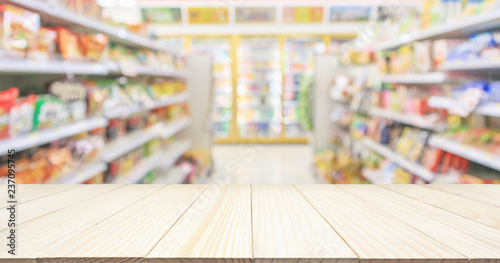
{"left": 6, "top": 0, "right": 169, "bottom": 53}
{"left": 373, "top": 9, "right": 500, "bottom": 51}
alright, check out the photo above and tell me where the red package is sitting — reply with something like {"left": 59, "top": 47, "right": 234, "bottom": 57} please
{"left": 0, "top": 87, "right": 19, "bottom": 139}
{"left": 440, "top": 152, "right": 453, "bottom": 174}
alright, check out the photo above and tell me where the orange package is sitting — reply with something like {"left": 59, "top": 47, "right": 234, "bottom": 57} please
{"left": 56, "top": 26, "right": 83, "bottom": 60}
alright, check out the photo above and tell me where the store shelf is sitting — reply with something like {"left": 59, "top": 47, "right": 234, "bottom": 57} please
{"left": 159, "top": 140, "right": 192, "bottom": 170}
{"left": 379, "top": 72, "right": 447, "bottom": 84}
{"left": 104, "top": 93, "right": 190, "bottom": 119}
{"left": 361, "top": 168, "right": 393, "bottom": 184}
{"left": 100, "top": 124, "right": 163, "bottom": 162}
{"left": 107, "top": 63, "right": 188, "bottom": 78}
{"left": 0, "top": 59, "right": 108, "bottom": 75}
{"left": 113, "top": 151, "right": 166, "bottom": 184}
{"left": 6, "top": 0, "right": 169, "bottom": 53}
{"left": 428, "top": 96, "right": 500, "bottom": 117}
{"left": 52, "top": 161, "right": 107, "bottom": 184}
{"left": 160, "top": 118, "right": 191, "bottom": 138}
{"left": 373, "top": 9, "right": 500, "bottom": 51}
{"left": 100, "top": 118, "right": 190, "bottom": 162}
{"left": 362, "top": 138, "right": 435, "bottom": 181}
{"left": 0, "top": 118, "right": 108, "bottom": 155}
{"left": 429, "top": 135, "right": 500, "bottom": 172}
{"left": 369, "top": 108, "right": 447, "bottom": 131}
{"left": 440, "top": 59, "right": 500, "bottom": 72}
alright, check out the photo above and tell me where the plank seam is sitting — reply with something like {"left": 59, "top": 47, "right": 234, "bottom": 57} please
{"left": 292, "top": 184, "right": 362, "bottom": 261}
{"left": 12, "top": 185, "right": 126, "bottom": 229}
{"left": 32, "top": 185, "right": 169, "bottom": 262}
{"left": 338, "top": 185, "right": 471, "bottom": 260}
{"left": 144, "top": 184, "right": 210, "bottom": 260}
{"left": 379, "top": 185, "right": 500, "bottom": 231}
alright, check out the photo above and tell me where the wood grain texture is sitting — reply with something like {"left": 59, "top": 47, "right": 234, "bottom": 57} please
{"left": 382, "top": 184, "right": 500, "bottom": 230}
{"left": 38, "top": 185, "right": 207, "bottom": 263}
{"left": 252, "top": 185, "right": 358, "bottom": 263}
{"left": 1, "top": 184, "right": 79, "bottom": 208}
{"left": 0, "top": 184, "right": 499, "bottom": 263}
{"left": 295, "top": 184, "right": 466, "bottom": 263}
{"left": 146, "top": 185, "right": 252, "bottom": 263}
{"left": 339, "top": 185, "right": 500, "bottom": 261}
{"left": 0, "top": 185, "right": 165, "bottom": 262}
{"left": 0, "top": 184, "right": 122, "bottom": 231}
{"left": 426, "top": 184, "right": 500, "bottom": 208}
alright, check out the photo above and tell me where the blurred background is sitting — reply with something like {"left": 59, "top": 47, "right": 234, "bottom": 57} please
{"left": 1, "top": 0, "right": 500, "bottom": 184}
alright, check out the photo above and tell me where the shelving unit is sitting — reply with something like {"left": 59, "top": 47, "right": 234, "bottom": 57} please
{"left": 428, "top": 96, "right": 500, "bottom": 118}
{"left": 52, "top": 161, "right": 108, "bottom": 184}
{"left": 373, "top": 9, "right": 500, "bottom": 51}
{"left": 379, "top": 72, "right": 447, "bottom": 84}
{"left": 101, "top": 118, "right": 190, "bottom": 163}
{"left": 440, "top": 59, "right": 500, "bottom": 72}
{"left": 113, "top": 151, "right": 166, "bottom": 184}
{"left": 158, "top": 140, "right": 193, "bottom": 170}
{"left": 362, "top": 138, "right": 435, "bottom": 182}
{"left": 0, "top": 118, "right": 108, "bottom": 155}
{"left": 104, "top": 93, "right": 190, "bottom": 119}
{"left": 429, "top": 136, "right": 500, "bottom": 172}
{"left": 361, "top": 168, "right": 392, "bottom": 184}
{"left": 113, "top": 140, "right": 193, "bottom": 184}
{"left": 369, "top": 108, "right": 447, "bottom": 131}
{"left": 5, "top": 0, "right": 169, "bottom": 53}
{"left": 0, "top": 59, "right": 109, "bottom": 75}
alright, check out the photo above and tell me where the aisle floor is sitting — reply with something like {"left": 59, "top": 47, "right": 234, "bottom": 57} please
{"left": 210, "top": 144, "right": 317, "bottom": 184}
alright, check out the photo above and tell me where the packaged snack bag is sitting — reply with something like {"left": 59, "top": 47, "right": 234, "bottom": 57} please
{"left": 0, "top": 5, "right": 40, "bottom": 58}
{"left": 9, "top": 94, "right": 36, "bottom": 137}
{"left": 80, "top": 33, "right": 109, "bottom": 61}
{"left": 28, "top": 27, "right": 57, "bottom": 61}
{"left": 414, "top": 41, "right": 432, "bottom": 73}
{"left": 56, "top": 26, "right": 83, "bottom": 60}
{"left": 0, "top": 87, "right": 19, "bottom": 139}
{"left": 32, "top": 95, "right": 69, "bottom": 131}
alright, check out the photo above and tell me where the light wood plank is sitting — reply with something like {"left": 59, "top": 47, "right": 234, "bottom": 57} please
{"left": 38, "top": 185, "right": 207, "bottom": 263}
{"left": 1, "top": 184, "right": 79, "bottom": 208}
{"left": 295, "top": 185, "right": 467, "bottom": 263}
{"left": 339, "top": 185, "right": 500, "bottom": 261}
{"left": 426, "top": 184, "right": 500, "bottom": 208}
{"left": 464, "top": 184, "right": 500, "bottom": 196}
{"left": 252, "top": 184, "right": 358, "bottom": 263}
{"left": 146, "top": 185, "right": 252, "bottom": 263}
{"left": 382, "top": 184, "right": 500, "bottom": 230}
{"left": 0, "top": 184, "right": 122, "bottom": 231}
{"left": 0, "top": 184, "right": 165, "bottom": 262}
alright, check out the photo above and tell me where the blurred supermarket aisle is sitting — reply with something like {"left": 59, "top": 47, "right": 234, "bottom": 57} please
{"left": 211, "top": 145, "right": 316, "bottom": 184}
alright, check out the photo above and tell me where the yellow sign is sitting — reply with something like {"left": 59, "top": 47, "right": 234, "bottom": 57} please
{"left": 188, "top": 7, "right": 229, "bottom": 24}
{"left": 283, "top": 7, "right": 323, "bottom": 23}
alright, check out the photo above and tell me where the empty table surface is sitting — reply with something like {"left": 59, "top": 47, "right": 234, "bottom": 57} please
{"left": 1, "top": 184, "right": 500, "bottom": 263}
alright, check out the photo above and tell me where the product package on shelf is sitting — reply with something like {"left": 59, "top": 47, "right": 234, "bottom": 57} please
{"left": 0, "top": 5, "right": 40, "bottom": 58}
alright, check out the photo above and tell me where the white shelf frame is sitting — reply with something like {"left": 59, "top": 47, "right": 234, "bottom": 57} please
{"left": 379, "top": 72, "right": 447, "bottom": 84}
{"left": 0, "top": 59, "right": 188, "bottom": 78}
{"left": 0, "top": 118, "right": 108, "bottom": 155}
{"left": 101, "top": 118, "right": 190, "bottom": 162}
{"left": 428, "top": 96, "right": 500, "bottom": 118}
{"left": 104, "top": 93, "right": 190, "bottom": 119}
{"left": 373, "top": 9, "right": 500, "bottom": 51}
{"left": 52, "top": 161, "right": 107, "bottom": 184}
{"left": 114, "top": 140, "right": 192, "bottom": 184}
{"left": 362, "top": 138, "right": 435, "bottom": 182}
{"left": 369, "top": 107, "right": 447, "bottom": 131}
{"left": 429, "top": 136, "right": 500, "bottom": 172}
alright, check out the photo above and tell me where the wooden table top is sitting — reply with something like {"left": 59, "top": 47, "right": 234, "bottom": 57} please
{"left": 2, "top": 184, "right": 500, "bottom": 263}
